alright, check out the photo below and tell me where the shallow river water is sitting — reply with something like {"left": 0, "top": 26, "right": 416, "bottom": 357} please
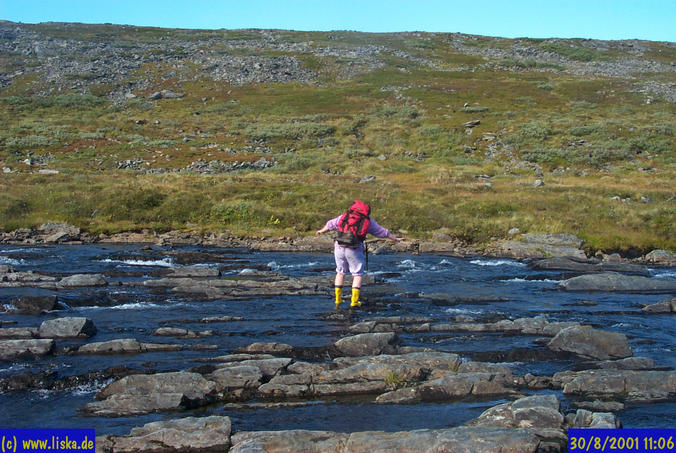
{"left": 1, "top": 244, "right": 674, "bottom": 434}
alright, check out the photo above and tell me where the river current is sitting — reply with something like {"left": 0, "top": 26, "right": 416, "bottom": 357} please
{"left": 1, "top": 244, "right": 674, "bottom": 434}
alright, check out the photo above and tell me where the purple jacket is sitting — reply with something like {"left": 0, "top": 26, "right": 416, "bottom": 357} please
{"left": 323, "top": 216, "right": 390, "bottom": 252}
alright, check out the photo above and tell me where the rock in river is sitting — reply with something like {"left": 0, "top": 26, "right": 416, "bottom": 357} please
{"left": 57, "top": 274, "right": 107, "bottom": 288}
{"left": 0, "top": 339, "right": 55, "bottom": 360}
{"left": 558, "top": 272, "right": 676, "bottom": 292}
{"left": 547, "top": 325, "right": 632, "bottom": 360}
{"left": 83, "top": 371, "right": 217, "bottom": 416}
{"left": 96, "top": 416, "right": 232, "bottom": 453}
{"left": 39, "top": 317, "right": 97, "bottom": 339}
{"left": 334, "top": 332, "right": 398, "bottom": 357}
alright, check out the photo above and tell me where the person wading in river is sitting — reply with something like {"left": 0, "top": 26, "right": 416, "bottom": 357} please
{"left": 316, "top": 200, "right": 404, "bottom": 309}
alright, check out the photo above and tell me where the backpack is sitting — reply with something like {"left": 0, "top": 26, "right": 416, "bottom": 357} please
{"left": 335, "top": 200, "right": 371, "bottom": 248}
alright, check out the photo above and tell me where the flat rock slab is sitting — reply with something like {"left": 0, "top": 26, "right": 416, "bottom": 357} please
{"left": 531, "top": 257, "right": 650, "bottom": 276}
{"left": 230, "top": 426, "right": 540, "bottom": 453}
{"left": 558, "top": 272, "right": 676, "bottom": 293}
{"left": 97, "top": 416, "right": 231, "bottom": 453}
{"left": 77, "top": 339, "right": 184, "bottom": 354}
{"left": 553, "top": 369, "right": 676, "bottom": 401}
{"left": 0, "top": 339, "right": 55, "bottom": 360}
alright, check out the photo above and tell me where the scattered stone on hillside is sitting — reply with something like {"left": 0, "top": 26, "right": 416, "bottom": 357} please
{"left": 558, "top": 272, "right": 676, "bottom": 292}
{"left": 547, "top": 325, "right": 632, "bottom": 360}
{"left": 96, "top": 416, "right": 232, "bottom": 453}
{"left": 38, "top": 317, "right": 97, "bottom": 339}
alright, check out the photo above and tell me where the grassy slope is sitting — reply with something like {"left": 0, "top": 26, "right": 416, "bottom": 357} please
{"left": 0, "top": 25, "right": 674, "bottom": 253}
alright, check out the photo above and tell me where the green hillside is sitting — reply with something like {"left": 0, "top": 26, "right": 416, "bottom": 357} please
{"left": 1, "top": 22, "right": 674, "bottom": 252}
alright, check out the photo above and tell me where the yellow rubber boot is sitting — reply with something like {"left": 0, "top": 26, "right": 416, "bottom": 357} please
{"left": 350, "top": 287, "right": 361, "bottom": 307}
{"left": 334, "top": 286, "right": 343, "bottom": 308}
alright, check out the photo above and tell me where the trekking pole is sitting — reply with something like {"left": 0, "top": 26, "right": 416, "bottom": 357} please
{"left": 365, "top": 240, "right": 369, "bottom": 272}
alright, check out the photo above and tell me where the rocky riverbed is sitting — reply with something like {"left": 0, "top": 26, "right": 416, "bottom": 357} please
{"left": 0, "top": 242, "right": 674, "bottom": 452}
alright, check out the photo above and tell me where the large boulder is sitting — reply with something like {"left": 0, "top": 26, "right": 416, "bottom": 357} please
{"left": 0, "top": 339, "right": 54, "bottom": 360}
{"left": 96, "top": 416, "right": 232, "bottom": 453}
{"left": 547, "top": 325, "right": 632, "bottom": 360}
{"left": 558, "top": 272, "right": 676, "bottom": 292}
{"left": 334, "top": 332, "right": 398, "bottom": 357}
{"left": 39, "top": 317, "right": 97, "bottom": 339}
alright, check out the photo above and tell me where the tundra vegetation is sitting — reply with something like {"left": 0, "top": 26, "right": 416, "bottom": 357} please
{"left": 0, "top": 23, "right": 674, "bottom": 253}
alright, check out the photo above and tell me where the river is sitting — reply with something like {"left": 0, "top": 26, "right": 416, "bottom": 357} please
{"left": 1, "top": 244, "right": 674, "bottom": 434}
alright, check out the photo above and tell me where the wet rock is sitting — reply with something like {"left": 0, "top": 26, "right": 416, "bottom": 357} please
{"left": 334, "top": 332, "right": 398, "bottom": 357}
{"left": 151, "top": 327, "right": 214, "bottom": 338}
{"left": 38, "top": 317, "right": 97, "bottom": 339}
{"left": 57, "top": 274, "right": 108, "bottom": 288}
{"left": 553, "top": 369, "right": 676, "bottom": 401}
{"left": 547, "top": 325, "right": 632, "bottom": 360}
{"left": 0, "top": 339, "right": 55, "bottom": 360}
{"left": 77, "top": 339, "right": 183, "bottom": 354}
{"left": 0, "top": 327, "right": 39, "bottom": 339}
{"left": 167, "top": 266, "right": 220, "bottom": 277}
{"left": 237, "top": 342, "right": 295, "bottom": 356}
{"left": 559, "top": 272, "right": 676, "bottom": 292}
{"left": 642, "top": 298, "right": 675, "bottom": 313}
{"left": 215, "top": 358, "right": 292, "bottom": 379}
{"left": 96, "top": 416, "right": 231, "bottom": 453}
{"left": 468, "top": 394, "right": 563, "bottom": 429}
{"left": 375, "top": 387, "right": 420, "bottom": 404}
{"left": 457, "top": 362, "right": 512, "bottom": 375}
{"left": 531, "top": 257, "right": 650, "bottom": 276}
{"left": 84, "top": 372, "right": 218, "bottom": 416}
{"left": 5, "top": 295, "right": 60, "bottom": 314}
